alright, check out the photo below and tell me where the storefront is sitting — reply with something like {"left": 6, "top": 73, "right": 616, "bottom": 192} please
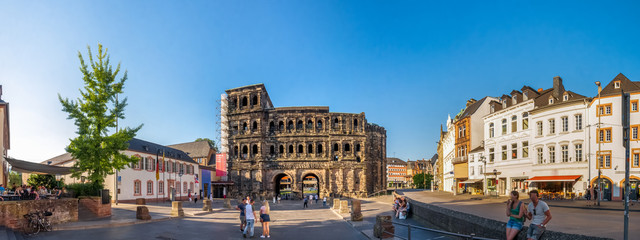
{"left": 526, "top": 175, "right": 581, "bottom": 200}
{"left": 460, "top": 179, "right": 483, "bottom": 195}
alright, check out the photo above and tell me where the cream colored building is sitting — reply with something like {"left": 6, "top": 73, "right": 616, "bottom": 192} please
{"left": 0, "top": 86, "right": 10, "bottom": 187}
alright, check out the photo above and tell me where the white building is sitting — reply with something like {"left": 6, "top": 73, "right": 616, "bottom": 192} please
{"left": 44, "top": 138, "right": 201, "bottom": 203}
{"left": 442, "top": 115, "right": 456, "bottom": 192}
{"left": 464, "top": 147, "right": 485, "bottom": 194}
{"left": 529, "top": 76, "right": 590, "bottom": 198}
{"left": 587, "top": 73, "right": 640, "bottom": 201}
{"left": 484, "top": 86, "right": 539, "bottom": 195}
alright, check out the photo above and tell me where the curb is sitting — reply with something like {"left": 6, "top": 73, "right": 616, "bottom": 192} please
{"left": 547, "top": 204, "right": 640, "bottom": 212}
{"left": 54, "top": 216, "right": 180, "bottom": 231}
{"left": 330, "top": 207, "right": 372, "bottom": 240}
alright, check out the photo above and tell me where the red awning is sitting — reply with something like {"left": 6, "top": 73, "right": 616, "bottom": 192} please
{"left": 526, "top": 175, "right": 582, "bottom": 182}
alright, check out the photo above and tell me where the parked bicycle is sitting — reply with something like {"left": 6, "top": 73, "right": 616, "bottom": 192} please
{"left": 23, "top": 209, "right": 53, "bottom": 235}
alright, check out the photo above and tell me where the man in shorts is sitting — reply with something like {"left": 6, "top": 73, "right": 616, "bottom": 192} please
{"left": 235, "top": 199, "right": 247, "bottom": 231}
{"left": 525, "top": 190, "right": 552, "bottom": 240}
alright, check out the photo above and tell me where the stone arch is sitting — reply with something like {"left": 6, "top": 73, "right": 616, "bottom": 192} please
{"left": 590, "top": 175, "right": 614, "bottom": 201}
{"left": 299, "top": 170, "right": 324, "bottom": 198}
{"left": 272, "top": 172, "right": 295, "bottom": 199}
{"left": 241, "top": 96, "right": 248, "bottom": 107}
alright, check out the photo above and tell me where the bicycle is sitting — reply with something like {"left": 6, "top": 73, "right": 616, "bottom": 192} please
{"left": 23, "top": 209, "right": 53, "bottom": 235}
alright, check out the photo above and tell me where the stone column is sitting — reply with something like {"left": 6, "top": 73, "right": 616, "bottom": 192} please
{"left": 333, "top": 199, "right": 341, "bottom": 210}
{"left": 350, "top": 200, "right": 363, "bottom": 221}
{"left": 339, "top": 200, "right": 349, "bottom": 214}
{"left": 171, "top": 201, "right": 184, "bottom": 217}
{"left": 202, "top": 199, "right": 212, "bottom": 212}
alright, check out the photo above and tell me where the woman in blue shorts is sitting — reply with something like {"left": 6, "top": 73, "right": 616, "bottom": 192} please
{"left": 506, "top": 190, "right": 526, "bottom": 240}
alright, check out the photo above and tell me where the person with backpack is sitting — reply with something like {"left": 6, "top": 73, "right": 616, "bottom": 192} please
{"left": 506, "top": 190, "right": 527, "bottom": 240}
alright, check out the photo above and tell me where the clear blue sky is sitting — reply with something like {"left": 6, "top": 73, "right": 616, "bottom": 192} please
{"left": 1, "top": 1, "right": 639, "bottom": 162}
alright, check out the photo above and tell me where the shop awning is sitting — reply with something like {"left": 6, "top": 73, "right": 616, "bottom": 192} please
{"left": 460, "top": 179, "right": 483, "bottom": 184}
{"left": 526, "top": 175, "right": 581, "bottom": 182}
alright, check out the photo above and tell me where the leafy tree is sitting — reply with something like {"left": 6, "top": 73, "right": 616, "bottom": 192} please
{"left": 27, "top": 174, "right": 64, "bottom": 189}
{"left": 58, "top": 44, "right": 142, "bottom": 189}
{"left": 412, "top": 173, "right": 434, "bottom": 189}
{"left": 8, "top": 171, "right": 22, "bottom": 186}
{"left": 195, "top": 138, "right": 219, "bottom": 153}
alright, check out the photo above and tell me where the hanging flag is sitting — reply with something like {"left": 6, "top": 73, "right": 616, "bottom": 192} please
{"left": 195, "top": 174, "right": 199, "bottom": 184}
{"left": 156, "top": 157, "right": 160, "bottom": 181}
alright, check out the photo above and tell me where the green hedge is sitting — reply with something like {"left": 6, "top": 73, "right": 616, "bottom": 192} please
{"left": 65, "top": 183, "right": 103, "bottom": 198}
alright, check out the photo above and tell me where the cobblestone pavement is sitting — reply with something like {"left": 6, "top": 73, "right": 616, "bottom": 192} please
{"left": 399, "top": 189, "right": 639, "bottom": 240}
{"left": 30, "top": 200, "right": 368, "bottom": 240}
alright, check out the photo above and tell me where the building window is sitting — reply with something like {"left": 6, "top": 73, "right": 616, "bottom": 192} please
{"left": 549, "top": 97, "right": 554, "bottom": 104}
{"left": 522, "top": 112, "right": 529, "bottom": 130}
{"left": 575, "top": 114, "right": 583, "bottom": 130}
{"left": 502, "top": 119, "right": 507, "bottom": 135}
{"left": 537, "top": 121, "right": 543, "bottom": 136}
{"left": 549, "top": 146, "right": 555, "bottom": 163}
{"left": 597, "top": 104, "right": 613, "bottom": 116}
{"left": 308, "top": 144, "right": 313, "bottom": 154}
{"left": 159, "top": 181, "right": 164, "bottom": 194}
{"left": 561, "top": 116, "right": 569, "bottom": 132}
{"left": 190, "top": 182, "right": 194, "bottom": 193}
{"left": 176, "top": 181, "right": 181, "bottom": 194}
{"left": 511, "top": 143, "right": 517, "bottom": 159}
{"left": 489, "top": 123, "right": 494, "bottom": 138}
{"left": 633, "top": 149, "right": 640, "bottom": 168}
{"left": 317, "top": 144, "right": 323, "bottom": 154}
{"left": 147, "top": 181, "right": 153, "bottom": 195}
{"left": 563, "top": 93, "right": 569, "bottom": 101}
{"left": 502, "top": 145, "right": 507, "bottom": 160}
{"left": 632, "top": 100, "right": 638, "bottom": 112}
{"left": 489, "top": 148, "right": 495, "bottom": 162}
{"left": 614, "top": 81, "right": 621, "bottom": 88}
{"left": 537, "top": 148, "right": 544, "bottom": 164}
{"left": 134, "top": 180, "right": 141, "bottom": 196}
{"left": 511, "top": 115, "right": 517, "bottom": 133}
{"left": 289, "top": 145, "right": 294, "bottom": 153}
{"left": 597, "top": 151, "right": 612, "bottom": 169}
{"left": 631, "top": 125, "right": 639, "bottom": 140}
{"left": 184, "top": 182, "right": 187, "bottom": 193}
{"left": 333, "top": 143, "right": 339, "bottom": 152}
{"left": 522, "top": 141, "right": 529, "bottom": 158}
{"left": 491, "top": 105, "right": 495, "bottom": 113}
{"left": 561, "top": 145, "right": 569, "bottom": 163}
{"left": 298, "top": 144, "right": 304, "bottom": 153}
{"left": 597, "top": 128, "right": 613, "bottom": 143}
{"left": 575, "top": 144, "right": 583, "bottom": 162}
{"left": 549, "top": 119, "right": 555, "bottom": 134}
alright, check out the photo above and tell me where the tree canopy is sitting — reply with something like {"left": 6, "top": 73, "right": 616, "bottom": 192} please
{"left": 58, "top": 44, "right": 142, "bottom": 188}
{"left": 412, "top": 173, "right": 433, "bottom": 189}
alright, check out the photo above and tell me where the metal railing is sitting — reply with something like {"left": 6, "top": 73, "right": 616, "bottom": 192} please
{"left": 381, "top": 220, "right": 497, "bottom": 240}
{"left": 367, "top": 189, "right": 394, "bottom": 198}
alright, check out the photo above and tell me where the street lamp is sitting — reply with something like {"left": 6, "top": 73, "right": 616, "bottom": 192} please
{"left": 493, "top": 169, "right": 498, "bottom": 196}
{"left": 595, "top": 81, "right": 602, "bottom": 206}
{"left": 480, "top": 156, "right": 487, "bottom": 195}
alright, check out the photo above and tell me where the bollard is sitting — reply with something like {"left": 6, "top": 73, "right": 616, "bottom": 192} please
{"left": 333, "top": 199, "right": 341, "bottom": 210}
{"left": 202, "top": 199, "right": 212, "bottom": 212}
{"left": 351, "top": 200, "right": 363, "bottom": 221}
{"left": 340, "top": 200, "right": 349, "bottom": 214}
{"left": 171, "top": 201, "right": 185, "bottom": 217}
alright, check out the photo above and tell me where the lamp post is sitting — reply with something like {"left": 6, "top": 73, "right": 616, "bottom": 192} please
{"left": 493, "top": 169, "right": 498, "bottom": 196}
{"left": 480, "top": 156, "right": 487, "bottom": 195}
{"left": 595, "top": 81, "right": 602, "bottom": 206}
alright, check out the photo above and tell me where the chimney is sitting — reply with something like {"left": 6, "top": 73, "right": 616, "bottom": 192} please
{"left": 538, "top": 88, "right": 543, "bottom": 92}
{"left": 466, "top": 98, "right": 477, "bottom": 107}
{"left": 0, "top": 85, "right": 3, "bottom": 100}
{"left": 553, "top": 76, "right": 565, "bottom": 98}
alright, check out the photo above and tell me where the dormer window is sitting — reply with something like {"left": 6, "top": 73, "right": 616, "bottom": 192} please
{"left": 614, "top": 81, "right": 621, "bottom": 89}
{"left": 503, "top": 101, "right": 507, "bottom": 108}
{"left": 491, "top": 105, "right": 495, "bottom": 113}
{"left": 523, "top": 92, "right": 529, "bottom": 100}
{"left": 512, "top": 96, "right": 517, "bottom": 105}
{"left": 563, "top": 93, "right": 569, "bottom": 101}
{"left": 549, "top": 97, "right": 554, "bottom": 104}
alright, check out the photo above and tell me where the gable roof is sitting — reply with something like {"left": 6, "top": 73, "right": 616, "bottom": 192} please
{"left": 386, "top": 157, "right": 407, "bottom": 165}
{"left": 459, "top": 97, "right": 489, "bottom": 119}
{"left": 41, "top": 152, "right": 74, "bottom": 166}
{"left": 599, "top": 73, "right": 640, "bottom": 97}
{"left": 128, "top": 138, "right": 196, "bottom": 164}
{"left": 168, "top": 141, "right": 215, "bottom": 159}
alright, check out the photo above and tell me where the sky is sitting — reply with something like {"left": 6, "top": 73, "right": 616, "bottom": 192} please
{"left": 1, "top": 1, "right": 639, "bottom": 162}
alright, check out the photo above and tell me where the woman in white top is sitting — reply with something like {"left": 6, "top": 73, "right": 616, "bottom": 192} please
{"left": 260, "top": 200, "right": 271, "bottom": 238}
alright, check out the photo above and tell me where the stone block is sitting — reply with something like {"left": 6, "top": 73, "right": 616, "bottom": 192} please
{"left": 171, "top": 201, "right": 184, "bottom": 217}
{"left": 373, "top": 215, "right": 394, "bottom": 238}
{"left": 136, "top": 206, "right": 151, "bottom": 220}
{"left": 202, "top": 199, "right": 212, "bottom": 212}
{"left": 135, "top": 198, "right": 146, "bottom": 205}
{"left": 79, "top": 197, "right": 111, "bottom": 217}
{"left": 350, "top": 200, "right": 363, "bottom": 221}
{"left": 224, "top": 198, "right": 232, "bottom": 209}
{"left": 340, "top": 200, "right": 349, "bottom": 214}
{"left": 333, "top": 199, "right": 341, "bottom": 210}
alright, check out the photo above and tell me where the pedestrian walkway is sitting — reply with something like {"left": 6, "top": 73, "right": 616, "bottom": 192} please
{"left": 399, "top": 190, "right": 637, "bottom": 240}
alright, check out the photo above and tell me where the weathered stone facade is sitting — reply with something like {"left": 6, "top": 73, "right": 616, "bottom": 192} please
{"left": 223, "top": 84, "right": 387, "bottom": 199}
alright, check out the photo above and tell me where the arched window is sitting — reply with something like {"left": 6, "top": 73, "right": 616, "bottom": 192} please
{"left": 279, "top": 145, "right": 284, "bottom": 154}
{"left": 252, "top": 95, "right": 258, "bottom": 105}
{"left": 288, "top": 145, "right": 294, "bottom": 153}
{"left": 242, "top": 146, "right": 248, "bottom": 159}
{"left": 147, "top": 181, "right": 154, "bottom": 195}
{"left": 241, "top": 97, "right": 248, "bottom": 107}
{"left": 159, "top": 181, "right": 164, "bottom": 194}
{"left": 317, "top": 120, "right": 323, "bottom": 129}
{"left": 334, "top": 118, "right": 339, "bottom": 128}
{"left": 134, "top": 180, "right": 141, "bottom": 196}
{"left": 278, "top": 121, "right": 284, "bottom": 131}
{"left": 501, "top": 119, "right": 507, "bottom": 134}
{"left": 242, "top": 122, "right": 248, "bottom": 131}
{"left": 308, "top": 144, "right": 313, "bottom": 154}
{"left": 287, "top": 120, "right": 294, "bottom": 130}
{"left": 297, "top": 120, "right": 303, "bottom": 130}
{"left": 176, "top": 181, "right": 181, "bottom": 194}
{"left": 269, "top": 121, "right": 275, "bottom": 132}
{"left": 234, "top": 146, "right": 239, "bottom": 157}
{"left": 270, "top": 145, "right": 275, "bottom": 155}
{"left": 307, "top": 120, "right": 313, "bottom": 129}
{"left": 522, "top": 112, "right": 529, "bottom": 130}
{"left": 252, "top": 121, "right": 258, "bottom": 131}
{"left": 183, "top": 182, "right": 187, "bottom": 193}
{"left": 354, "top": 119, "right": 358, "bottom": 128}
{"left": 298, "top": 144, "right": 304, "bottom": 153}
{"left": 344, "top": 143, "right": 351, "bottom": 152}
{"left": 511, "top": 115, "right": 517, "bottom": 133}
{"left": 356, "top": 157, "right": 361, "bottom": 162}
{"left": 252, "top": 145, "right": 258, "bottom": 155}
{"left": 489, "top": 123, "right": 495, "bottom": 138}
{"left": 317, "top": 144, "right": 323, "bottom": 153}
{"left": 333, "top": 143, "right": 339, "bottom": 152}
{"left": 356, "top": 144, "right": 361, "bottom": 152}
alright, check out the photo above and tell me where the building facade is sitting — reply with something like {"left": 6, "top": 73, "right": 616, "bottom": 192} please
{"left": 441, "top": 115, "right": 456, "bottom": 192}
{"left": 168, "top": 141, "right": 220, "bottom": 198}
{"left": 223, "top": 84, "right": 387, "bottom": 199}
{"left": 387, "top": 158, "right": 407, "bottom": 188}
{"left": 0, "top": 86, "right": 9, "bottom": 187}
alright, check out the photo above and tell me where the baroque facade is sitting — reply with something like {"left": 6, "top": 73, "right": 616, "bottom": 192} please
{"left": 223, "top": 84, "right": 387, "bottom": 199}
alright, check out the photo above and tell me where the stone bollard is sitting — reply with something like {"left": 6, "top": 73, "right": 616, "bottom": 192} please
{"left": 136, "top": 206, "right": 151, "bottom": 220}
{"left": 350, "top": 200, "right": 363, "bottom": 221}
{"left": 135, "top": 198, "right": 146, "bottom": 205}
{"left": 340, "top": 200, "right": 349, "bottom": 214}
{"left": 224, "top": 198, "right": 232, "bottom": 209}
{"left": 202, "top": 199, "right": 212, "bottom": 212}
{"left": 171, "top": 201, "right": 185, "bottom": 217}
{"left": 333, "top": 199, "right": 341, "bottom": 210}
{"left": 373, "top": 215, "right": 394, "bottom": 239}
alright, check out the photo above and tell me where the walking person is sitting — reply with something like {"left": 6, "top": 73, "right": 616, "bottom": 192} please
{"left": 188, "top": 190, "right": 192, "bottom": 202}
{"left": 236, "top": 199, "right": 247, "bottom": 232}
{"left": 243, "top": 199, "right": 257, "bottom": 238}
{"left": 505, "top": 191, "right": 526, "bottom": 240}
{"left": 593, "top": 185, "right": 599, "bottom": 206}
{"left": 525, "top": 190, "right": 552, "bottom": 240}
{"left": 323, "top": 196, "right": 327, "bottom": 207}
{"left": 260, "top": 200, "right": 271, "bottom": 238}
{"left": 314, "top": 194, "right": 318, "bottom": 204}
{"left": 303, "top": 196, "right": 308, "bottom": 208}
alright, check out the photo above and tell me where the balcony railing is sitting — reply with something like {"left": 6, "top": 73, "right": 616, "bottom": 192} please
{"left": 452, "top": 156, "right": 468, "bottom": 164}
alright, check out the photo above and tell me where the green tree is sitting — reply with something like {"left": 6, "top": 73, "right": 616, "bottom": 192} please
{"left": 412, "top": 173, "right": 434, "bottom": 189}
{"left": 27, "top": 174, "right": 64, "bottom": 189}
{"left": 58, "top": 44, "right": 142, "bottom": 189}
{"left": 8, "top": 171, "right": 22, "bottom": 186}
{"left": 195, "top": 138, "right": 219, "bottom": 153}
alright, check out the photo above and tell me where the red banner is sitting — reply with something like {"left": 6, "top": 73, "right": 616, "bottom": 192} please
{"left": 216, "top": 153, "right": 227, "bottom": 177}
